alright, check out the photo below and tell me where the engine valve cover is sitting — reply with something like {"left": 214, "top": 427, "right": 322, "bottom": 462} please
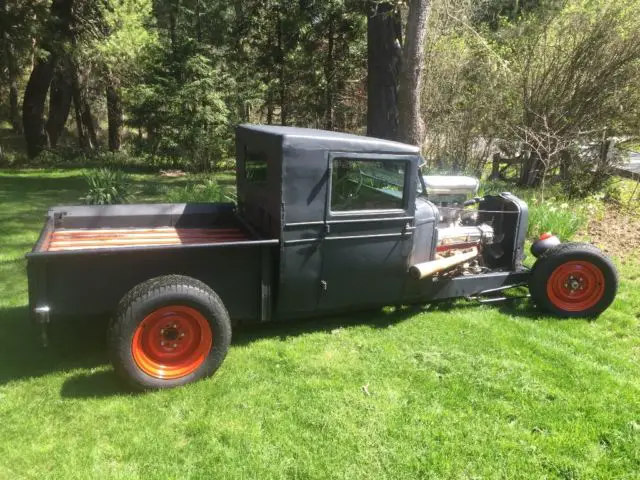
{"left": 437, "top": 224, "right": 494, "bottom": 252}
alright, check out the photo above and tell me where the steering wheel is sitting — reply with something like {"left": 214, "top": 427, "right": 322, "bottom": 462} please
{"left": 332, "top": 170, "right": 364, "bottom": 210}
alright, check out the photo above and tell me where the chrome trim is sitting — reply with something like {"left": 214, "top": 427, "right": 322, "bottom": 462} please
{"left": 324, "top": 232, "right": 412, "bottom": 241}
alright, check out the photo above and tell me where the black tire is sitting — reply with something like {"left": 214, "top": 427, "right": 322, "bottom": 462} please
{"left": 108, "top": 275, "right": 231, "bottom": 391}
{"left": 529, "top": 242, "right": 618, "bottom": 318}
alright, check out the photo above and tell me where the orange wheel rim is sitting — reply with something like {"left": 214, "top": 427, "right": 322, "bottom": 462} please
{"left": 132, "top": 306, "right": 212, "bottom": 379}
{"left": 546, "top": 261, "right": 605, "bottom": 312}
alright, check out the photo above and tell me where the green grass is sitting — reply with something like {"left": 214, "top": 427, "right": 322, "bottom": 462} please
{"left": 1, "top": 169, "right": 639, "bottom": 479}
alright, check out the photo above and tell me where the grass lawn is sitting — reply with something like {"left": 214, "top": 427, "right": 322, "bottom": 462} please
{"left": 0, "top": 169, "right": 639, "bottom": 479}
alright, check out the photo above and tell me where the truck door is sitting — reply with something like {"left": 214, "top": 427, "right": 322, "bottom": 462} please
{"left": 319, "top": 153, "right": 417, "bottom": 311}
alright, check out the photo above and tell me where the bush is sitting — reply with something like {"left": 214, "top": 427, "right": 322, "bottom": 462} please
{"left": 0, "top": 150, "right": 28, "bottom": 167}
{"left": 164, "top": 178, "right": 228, "bottom": 203}
{"left": 527, "top": 198, "right": 589, "bottom": 241}
{"left": 33, "top": 149, "right": 65, "bottom": 166}
{"left": 81, "top": 168, "right": 132, "bottom": 205}
{"left": 480, "top": 180, "right": 596, "bottom": 241}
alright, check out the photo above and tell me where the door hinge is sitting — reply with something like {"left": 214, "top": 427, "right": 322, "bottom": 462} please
{"left": 53, "top": 212, "right": 66, "bottom": 228}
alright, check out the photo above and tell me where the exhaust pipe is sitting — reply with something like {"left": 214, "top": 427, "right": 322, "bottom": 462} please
{"left": 409, "top": 247, "right": 479, "bottom": 280}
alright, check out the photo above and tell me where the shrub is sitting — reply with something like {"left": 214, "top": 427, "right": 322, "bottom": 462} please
{"left": 480, "top": 180, "right": 595, "bottom": 241}
{"left": 81, "top": 168, "right": 132, "bottom": 205}
{"left": 165, "top": 178, "right": 228, "bottom": 203}
{"left": 527, "top": 198, "right": 588, "bottom": 241}
{"left": 0, "top": 150, "right": 28, "bottom": 167}
{"left": 33, "top": 149, "right": 65, "bottom": 166}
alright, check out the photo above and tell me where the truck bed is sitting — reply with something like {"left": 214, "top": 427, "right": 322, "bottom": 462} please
{"left": 46, "top": 227, "right": 250, "bottom": 251}
{"left": 32, "top": 203, "right": 260, "bottom": 253}
{"left": 27, "top": 202, "right": 278, "bottom": 323}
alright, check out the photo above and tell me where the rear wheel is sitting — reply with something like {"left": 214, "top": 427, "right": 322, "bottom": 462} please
{"left": 108, "top": 275, "right": 231, "bottom": 390}
{"left": 529, "top": 243, "right": 618, "bottom": 318}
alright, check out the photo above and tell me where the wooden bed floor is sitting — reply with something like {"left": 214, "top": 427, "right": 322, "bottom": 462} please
{"left": 46, "top": 227, "right": 250, "bottom": 252}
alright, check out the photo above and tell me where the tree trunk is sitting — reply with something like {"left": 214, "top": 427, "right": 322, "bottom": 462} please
{"left": 264, "top": 52, "right": 274, "bottom": 124}
{"left": 106, "top": 75, "right": 123, "bottom": 152}
{"left": 70, "top": 61, "right": 90, "bottom": 150}
{"left": 266, "top": 85, "right": 274, "bottom": 124}
{"left": 169, "top": 0, "right": 180, "bottom": 58}
{"left": 276, "top": 11, "right": 287, "bottom": 126}
{"left": 194, "top": 0, "right": 202, "bottom": 43}
{"left": 366, "top": 1, "right": 402, "bottom": 140}
{"left": 324, "top": 20, "right": 335, "bottom": 130}
{"left": 21, "top": 0, "right": 73, "bottom": 158}
{"left": 8, "top": 53, "right": 22, "bottom": 133}
{"left": 519, "top": 151, "right": 544, "bottom": 187}
{"left": 77, "top": 66, "right": 99, "bottom": 149}
{"left": 490, "top": 153, "right": 501, "bottom": 180}
{"left": 1, "top": 0, "right": 22, "bottom": 134}
{"left": 233, "top": 0, "right": 248, "bottom": 122}
{"left": 599, "top": 130, "right": 611, "bottom": 168}
{"left": 22, "top": 57, "right": 56, "bottom": 157}
{"left": 559, "top": 149, "right": 570, "bottom": 181}
{"left": 397, "top": 0, "right": 431, "bottom": 146}
{"left": 333, "top": 23, "right": 350, "bottom": 131}
{"left": 82, "top": 99, "right": 98, "bottom": 148}
{"left": 46, "top": 59, "right": 73, "bottom": 147}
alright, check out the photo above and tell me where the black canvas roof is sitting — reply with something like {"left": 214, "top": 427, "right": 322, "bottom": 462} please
{"left": 237, "top": 124, "right": 420, "bottom": 155}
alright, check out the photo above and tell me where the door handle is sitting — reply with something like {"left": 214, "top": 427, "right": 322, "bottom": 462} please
{"left": 403, "top": 222, "right": 416, "bottom": 234}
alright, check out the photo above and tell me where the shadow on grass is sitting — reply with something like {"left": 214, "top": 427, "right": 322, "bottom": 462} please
{"left": 60, "top": 370, "right": 128, "bottom": 399}
{"left": 58, "top": 306, "right": 431, "bottom": 399}
{"left": 231, "top": 305, "right": 428, "bottom": 347}
{"left": 0, "top": 306, "right": 107, "bottom": 386}
{"left": 1, "top": 298, "right": 541, "bottom": 399}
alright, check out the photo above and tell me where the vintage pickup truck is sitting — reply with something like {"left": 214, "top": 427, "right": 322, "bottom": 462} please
{"left": 27, "top": 125, "right": 618, "bottom": 390}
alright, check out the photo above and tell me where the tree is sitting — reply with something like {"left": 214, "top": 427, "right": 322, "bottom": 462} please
{"left": 106, "top": 74, "right": 123, "bottom": 151}
{"left": 0, "top": 0, "right": 47, "bottom": 135}
{"left": 22, "top": 0, "right": 73, "bottom": 158}
{"left": 0, "top": 0, "right": 22, "bottom": 133}
{"left": 366, "top": 1, "right": 402, "bottom": 140}
{"left": 81, "top": 0, "right": 156, "bottom": 151}
{"left": 397, "top": 0, "right": 431, "bottom": 146}
{"left": 46, "top": 59, "right": 73, "bottom": 147}
{"left": 510, "top": 1, "right": 640, "bottom": 188}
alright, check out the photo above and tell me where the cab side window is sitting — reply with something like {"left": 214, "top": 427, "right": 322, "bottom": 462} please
{"left": 331, "top": 158, "right": 406, "bottom": 212}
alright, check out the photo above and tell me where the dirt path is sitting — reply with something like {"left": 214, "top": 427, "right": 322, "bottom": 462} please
{"left": 579, "top": 204, "right": 640, "bottom": 262}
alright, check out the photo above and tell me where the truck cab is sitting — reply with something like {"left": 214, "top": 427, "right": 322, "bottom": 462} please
{"left": 236, "top": 124, "right": 436, "bottom": 318}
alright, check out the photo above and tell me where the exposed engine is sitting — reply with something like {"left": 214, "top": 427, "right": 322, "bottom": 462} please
{"left": 423, "top": 175, "right": 480, "bottom": 228}
{"left": 422, "top": 175, "right": 499, "bottom": 276}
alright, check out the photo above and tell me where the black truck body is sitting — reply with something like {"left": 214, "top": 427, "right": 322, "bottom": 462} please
{"left": 27, "top": 125, "right": 530, "bottom": 326}
{"left": 26, "top": 124, "right": 619, "bottom": 390}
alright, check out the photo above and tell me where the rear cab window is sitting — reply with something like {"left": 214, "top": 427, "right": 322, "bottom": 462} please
{"left": 245, "top": 150, "right": 268, "bottom": 183}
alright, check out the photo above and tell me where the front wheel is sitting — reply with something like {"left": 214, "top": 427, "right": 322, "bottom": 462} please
{"left": 529, "top": 243, "right": 618, "bottom": 318}
{"left": 108, "top": 275, "right": 231, "bottom": 391}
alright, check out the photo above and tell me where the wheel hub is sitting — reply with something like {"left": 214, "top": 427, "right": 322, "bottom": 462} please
{"left": 564, "top": 275, "right": 583, "bottom": 292}
{"left": 547, "top": 261, "right": 605, "bottom": 312}
{"left": 132, "top": 306, "right": 213, "bottom": 379}
{"left": 161, "top": 325, "right": 180, "bottom": 342}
